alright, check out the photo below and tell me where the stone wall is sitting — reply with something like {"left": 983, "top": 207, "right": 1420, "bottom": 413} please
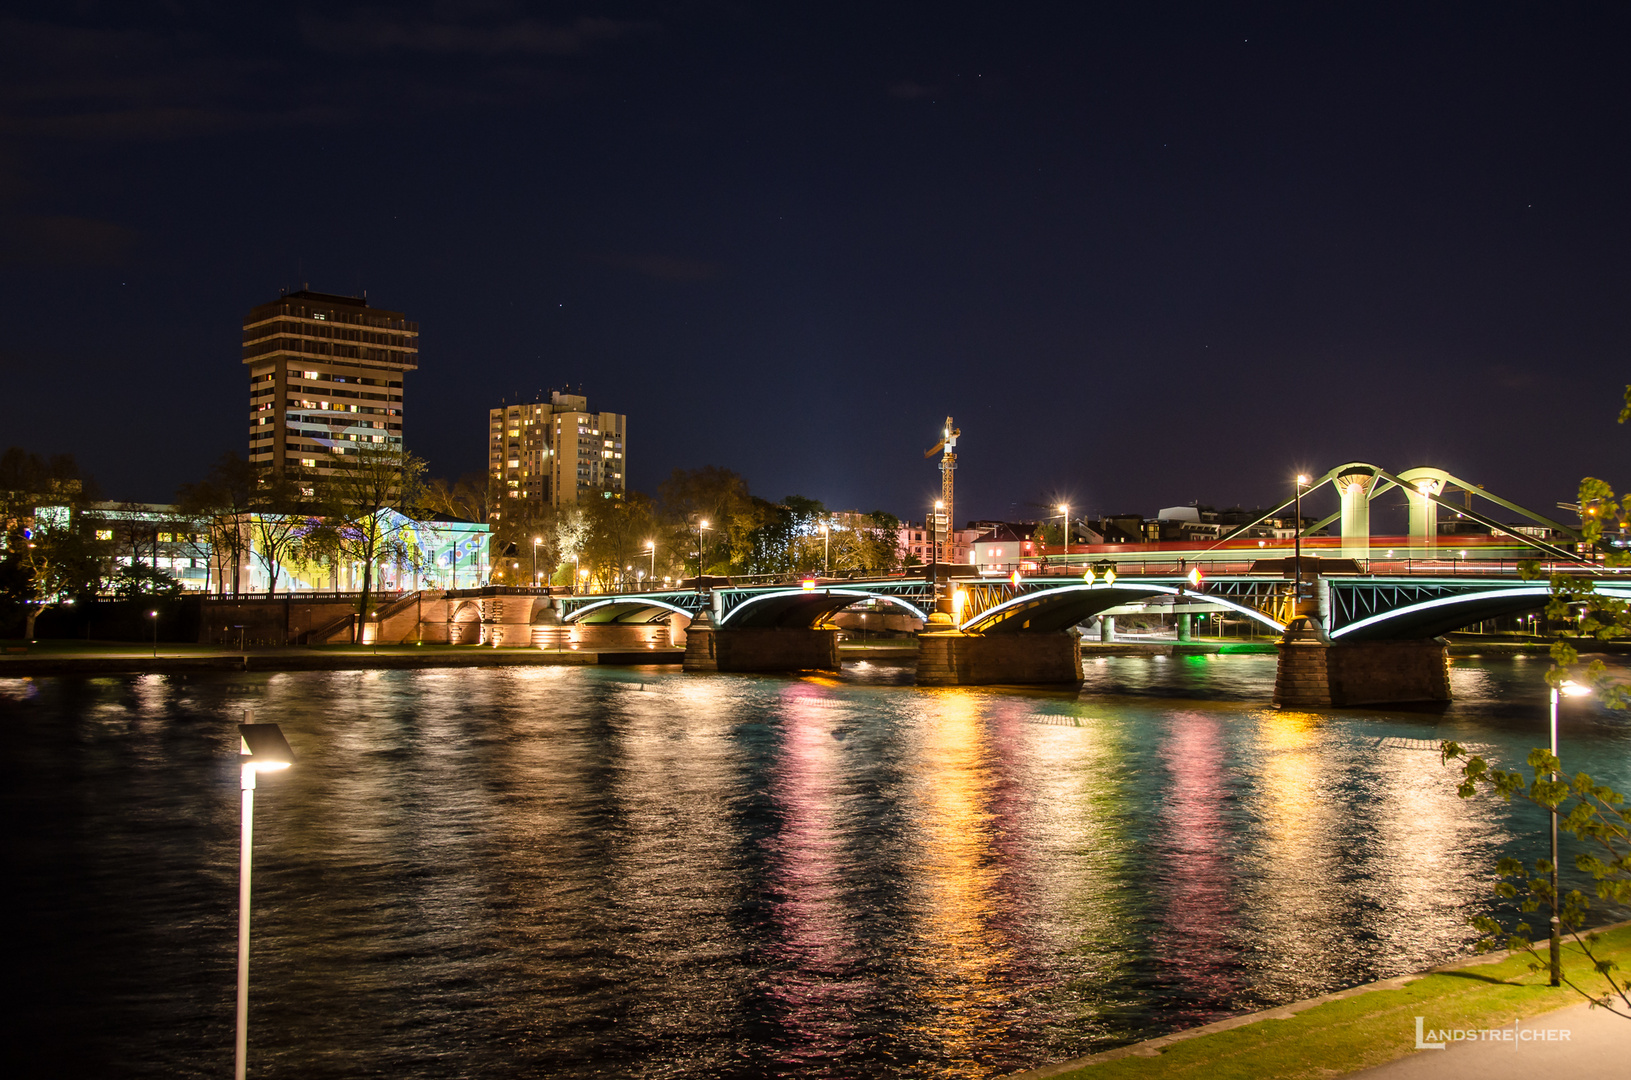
{"left": 201, "top": 598, "right": 360, "bottom": 645}
{"left": 1274, "top": 639, "right": 1450, "bottom": 707}
{"left": 916, "top": 632, "right": 1082, "bottom": 686}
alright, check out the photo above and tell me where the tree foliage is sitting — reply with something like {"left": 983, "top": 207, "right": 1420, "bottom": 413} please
{"left": 1441, "top": 740, "right": 1631, "bottom": 1016}
{"left": 1442, "top": 383, "right": 1631, "bottom": 1017}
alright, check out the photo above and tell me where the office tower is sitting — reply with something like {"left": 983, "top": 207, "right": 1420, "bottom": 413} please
{"left": 242, "top": 289, "right": 418, "bottom": 476}
{"left": 489, "top": 391, "right": 627, "bottom": 508}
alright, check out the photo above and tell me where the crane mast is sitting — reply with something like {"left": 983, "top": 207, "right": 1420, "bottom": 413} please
{"left": 923, "top": 416, "right": 960, "bottom": 565}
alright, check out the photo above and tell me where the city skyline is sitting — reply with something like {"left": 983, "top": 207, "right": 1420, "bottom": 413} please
{"left": 1, "top": 4, "right": 1627, "bottom": 522}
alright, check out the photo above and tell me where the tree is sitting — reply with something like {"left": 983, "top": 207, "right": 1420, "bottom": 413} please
{"left": 312, "top": 445, "right": 429, "bottom": 636}
{"left": 1442, "top": 384, "right": 1631, "bottom": 1016}
{"left": 176, "top": 452, "right": 257, "bottom": 598}
{"left": 1440, "top": 741, "right": 1631, "bottom": 1016}
{"left": 658, "top": 466, "right": 766, "bottom": 574}
{"left": 580, "top": 491, "right": 658, "bottom": 590}
{"left": 110, "top": 562, "right": 182, "bottom": 600}
{"left": 0, "top": 448, "right": 99, "bottom": 638}
{"left": 247, "top": 470, "right": 317, "bottom": 598}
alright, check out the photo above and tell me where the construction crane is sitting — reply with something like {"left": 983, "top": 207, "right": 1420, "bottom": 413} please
{"left": 923, "top": 417, "right": 960, "bottom": 564}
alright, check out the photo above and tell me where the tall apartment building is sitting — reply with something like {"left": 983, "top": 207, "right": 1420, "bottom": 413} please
{"left": 489, "top": 391, "right": 626, "bottom": 509}
{"left": 242, "top": 289, "right": 417, "bottom": 475}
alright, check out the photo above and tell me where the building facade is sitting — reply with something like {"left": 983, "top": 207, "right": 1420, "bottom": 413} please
{"left": 489, "top": 391, "right": 626, "bottom": 509}
{"left": 897, "top": 519, "right": 978, "bottom": 565}
{"left": 242, "top": 289, "right": 417, "bottom": 475}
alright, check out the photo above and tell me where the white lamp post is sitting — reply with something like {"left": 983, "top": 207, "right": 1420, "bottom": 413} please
{"left": 236, "top": 719, "right": 295, "bottom": 1080}
{"left": 820, "top": 521, "right": 830, "bottom": 577}
{"left": 645, "top": 539, "right": 656, "bottom": 583}
{"left": 148, "top": 609, "right": 159, "bottom": 657}
{"left": 1548, "top": 678, "right": 1592, "bottom": 985}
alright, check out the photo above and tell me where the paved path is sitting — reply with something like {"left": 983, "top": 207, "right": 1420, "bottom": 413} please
{"left": 1347, "top": 1000, "right": 1629, "bottom": 1079}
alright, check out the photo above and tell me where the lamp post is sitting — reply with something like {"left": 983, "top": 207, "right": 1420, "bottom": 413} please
{"left": 531, "top": 537, "right": 541, "bottom": 588}
{"left": 696, "top": 519, "right": 710, "bottom": 592}
{"left": 148, "top": 609, "right": 158, "bottom": 657}
{"left": 645, "top": 539, "right": 656, "bottom": 583}
{"left": 1057, "top": 503, "right": 1070, "bottom": 573}
{"left": 820, "top": 521, "right": 830, "bottom": 577}
{"left": 236, "top": 718, "right": 294, "bottom": 1080}
{"left": 1548, "top": 678, "right": 1592, "bottom": 985}
{"left": 1293, "top": 474, "right": 1309, "bottom": 618}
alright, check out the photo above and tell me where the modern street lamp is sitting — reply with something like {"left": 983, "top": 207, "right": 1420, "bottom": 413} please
{"left": 235, "top": 718, "right": 294, "bottom": 1080}
{"left": 820, "top": 521, "right": 830, "bottom": 577}
{"left": 148, "top": 609, "right": 159, "bottom": 657}
{"left": 645, "top": 539, "right": 656, "bottom": 583}
{"left": 1547, "top": 678, "right": 1592, "bottom": 985}
{"left": 531, "top": 536, "right": 541, "bottom": 587}
{"left": 1292, "top": 474, "right": 1310, "bottom": 618}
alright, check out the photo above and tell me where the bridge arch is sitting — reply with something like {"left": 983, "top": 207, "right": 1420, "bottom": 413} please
{"left": 718, "top": 589, "right": 932, "bottom": 629}
{"left": 449, "top": 600, "right": 481, "bottom": 644}
{"left": 959, "top": 583, "right": 1287, "bottom": 635}
{"left": 1330, "top": 585, "right": 1631, "bottom": 641}
{"left": 563, "top": 597, "right": 693, "bottom": 625}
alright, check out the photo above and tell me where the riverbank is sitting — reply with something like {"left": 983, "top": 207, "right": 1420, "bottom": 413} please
{"left": 1006, "top": 922, "right": 1631, "bottom": 1079}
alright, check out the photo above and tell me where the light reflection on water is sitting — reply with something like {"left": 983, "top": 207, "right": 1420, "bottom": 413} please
{"left": 2, "top": 655, "right": 1628, "bottom": 1079}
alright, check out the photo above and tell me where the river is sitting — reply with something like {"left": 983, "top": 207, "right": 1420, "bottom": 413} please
{"left": 3, "top": 655, "right": 1627, "bottom": 1078}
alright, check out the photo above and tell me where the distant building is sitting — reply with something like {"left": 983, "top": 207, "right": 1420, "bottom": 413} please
{"left": 971, "top": 525, "right": 1037, "bottom": 574}
{"left": 897, "top": 519, "right": 977, "bottom": 564}
{"left": 489, "top": 391, "right": 627, "bottom": 510}
{"left": 242, "top": 289, "right": 417, "bottom": 476}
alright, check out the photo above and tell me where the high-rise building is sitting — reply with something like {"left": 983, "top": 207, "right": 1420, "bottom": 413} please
{"left": 242, "top": 289, "right": 418, "bottom": 476}
{"left": 489, "top": 391, "right": 626, "bottom": 508}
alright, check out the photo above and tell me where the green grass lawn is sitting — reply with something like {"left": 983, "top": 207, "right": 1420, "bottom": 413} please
{"left": 1039, "top": 926, "right": 1631, "bottom": 1079}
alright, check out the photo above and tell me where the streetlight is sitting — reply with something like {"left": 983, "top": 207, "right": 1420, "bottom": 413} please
{"left": 531, "top": 536, "right": 541, "bottom": 587}
{"left": 820, "top": 521, "right": 830, "bottom": 577}
{"left": 1057, "top": 503, "right": 1070, "bottom": 572}
{"left": 645, "top": 539, "right": 656, "bottom": 584}
{"left": 148, "top": 609, "right": 158, "bottom": 657}
{"left": 1547, "top": 678, "right": 1592, "bottom": 986}
{"left": 697, "top": 519, "right": 710, "bottom": 592}
{"left": 1293, "top": 474, "right": 1310, "bottom": 618}
{"left": 235, "top": 718, "right": 294, "bottom": 1080}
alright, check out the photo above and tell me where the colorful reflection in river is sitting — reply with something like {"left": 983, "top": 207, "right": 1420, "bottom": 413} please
{"left": 5, "top": 658, "right": 1627, "bottom": 1079}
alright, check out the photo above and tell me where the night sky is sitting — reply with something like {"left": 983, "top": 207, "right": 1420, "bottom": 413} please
{"left": 2, "top": 2, "right": 1628, "bottom": 528}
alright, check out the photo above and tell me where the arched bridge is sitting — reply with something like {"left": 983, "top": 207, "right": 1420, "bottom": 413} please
{"left": 558, "top": 572, "right": 1628, "bottom": 642}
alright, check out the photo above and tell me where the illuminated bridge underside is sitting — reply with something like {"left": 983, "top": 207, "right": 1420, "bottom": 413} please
{"left": 717, "top": 589, "right": 931, "bottom": 630}
{"left": 564, "top": 599, "right": 695, "bottom": 625}
{"left": 1330, "top": 583, "right": 1631, "bottom": 641}
{"left": 959, "top": 580, "right": 1287, "bottom": 635}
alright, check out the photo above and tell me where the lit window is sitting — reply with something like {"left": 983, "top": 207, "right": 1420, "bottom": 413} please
{"left": 304, "top": 370, "right": 318, "bottom": 379}
{"left": 157, "top": 532, "right": 173, "bottom": 542}
{"left": 300, "top": 458, "right": 316, "bottom": 467}
{"left": 95, "top": 529, "right": 112, "bottom": 540}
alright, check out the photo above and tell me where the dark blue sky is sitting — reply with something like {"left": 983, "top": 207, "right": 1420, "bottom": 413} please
{"left": 1, "top": 2, "right": 1627, "bottom": 527}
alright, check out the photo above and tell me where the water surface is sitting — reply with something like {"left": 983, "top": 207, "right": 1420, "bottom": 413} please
{"left": 2, "top": 655, "right": 1626, "bottom": 1078}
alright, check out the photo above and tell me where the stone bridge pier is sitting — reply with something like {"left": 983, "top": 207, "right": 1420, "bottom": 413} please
{"left": 1274, "top": 635, "right": 1449, "bottom": 707}
{"left": 915, "top": 631, "right": 1083, "bottom": 686}
{"left": 682, "top": 613, "right": 840, "bottom": 673}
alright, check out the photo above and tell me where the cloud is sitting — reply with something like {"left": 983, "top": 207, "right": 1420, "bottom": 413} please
{"left": 592, "top": 251, "right": 722, "bottom": 282}
{"left": 0, "top": 215, "right": 137, "bottom": 266}
{"left": 302, "top": 12, "right": 657, "bottom": 55}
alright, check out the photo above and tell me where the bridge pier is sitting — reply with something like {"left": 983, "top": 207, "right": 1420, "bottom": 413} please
{"left": 682, "top": 614, "right": 840, "bottom": 673}
{"left": 1274, "top": 638, "right": 1450, "bottom": 707}
{"left": 916, "top": 632, "right": 1083, "bottom": 687}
